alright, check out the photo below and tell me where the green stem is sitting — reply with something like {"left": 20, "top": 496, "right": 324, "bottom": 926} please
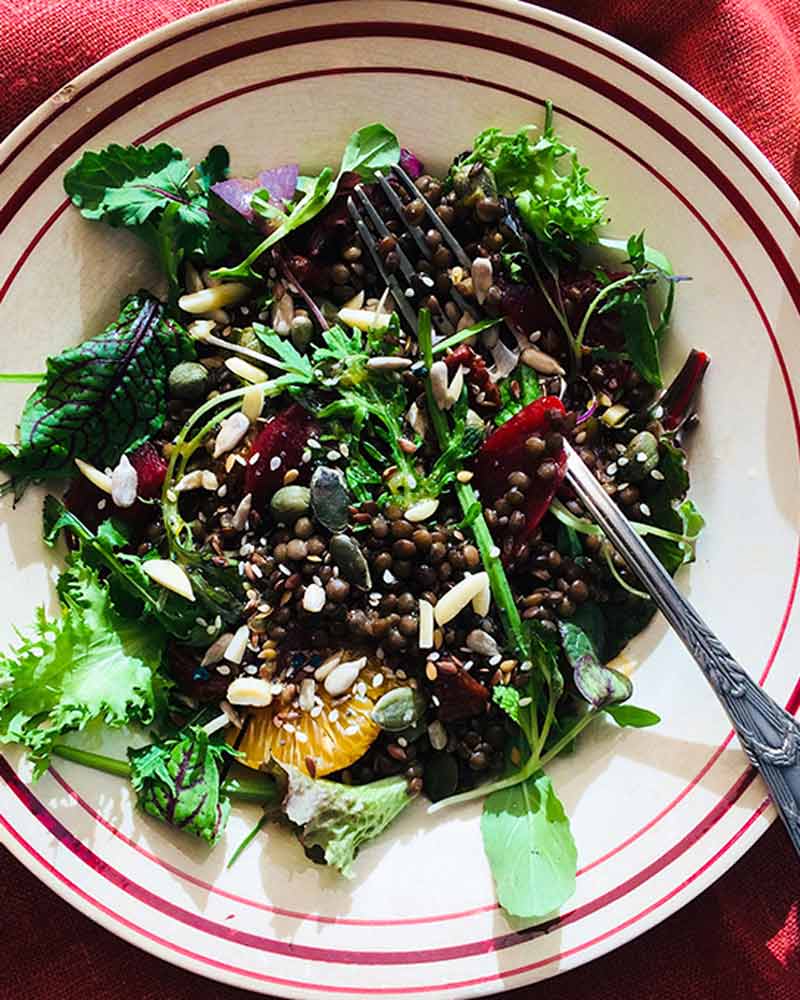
{"left": 51, "top": 744, "right": 279, "bottom": 805}
{"left": 431, "top": 317, "right": 500, "bottom": 356}
{"left": 574, "top": 269, "right": 658, "bottom": 353}
{"left": 537, "top": 709, "right": 600, "bottom": 769}
{"left": 0, "top": 373, "right": 44, "bottom": 383}
{"left": 549, "top": 498, "right": 699, "bottom": 547}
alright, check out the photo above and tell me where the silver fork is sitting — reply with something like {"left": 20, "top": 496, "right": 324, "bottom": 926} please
{"left": 348, "top": 165, "right": 800, "bottom": 854}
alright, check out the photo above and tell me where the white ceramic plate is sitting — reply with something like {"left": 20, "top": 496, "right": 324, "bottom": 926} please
{"left": 1, "top": 2, "right": 798, "bottom": 996}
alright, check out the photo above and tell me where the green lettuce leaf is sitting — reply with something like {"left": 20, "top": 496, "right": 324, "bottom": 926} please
{"left": 0, "top": 558, "right": 165, "bottom": 774}
{"left": 129, "top": 726, "right": 236, "bottom": 846}
{"left": 0, "top": 293, "right": 193, "bottom": 497}
{"left": 461, "top": 103, "right": 607, "bottom": 250}
{"left": 281, "top": 765, "right": 415, "bottom": 877}
{"left": 604, "top": 704, "right": 661, "bottom": 728}
{"left": 481, "top": 772, "right": 577, "bottom": 920}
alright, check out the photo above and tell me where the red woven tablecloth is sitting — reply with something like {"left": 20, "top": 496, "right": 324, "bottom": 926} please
{"left": 1, "top": 2, "right": 799, "bottom": 998}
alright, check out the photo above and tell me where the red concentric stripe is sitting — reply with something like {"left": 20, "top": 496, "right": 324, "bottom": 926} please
{"left": 0, "top": 2, "right": 797, "bottom": 983}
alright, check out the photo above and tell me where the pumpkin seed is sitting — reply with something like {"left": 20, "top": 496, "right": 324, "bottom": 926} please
{"left": 270, "top": 485, "right": 311, "bottom": 522}
{"left": 622, "top": 431, "right": 660, "bottom": 481}
{"left": 330, "top": 534, "right": 371, "bottom": 589}
{"left": 310, "top": 466, "right": 349, "bottom": 531}
{"left": 521, "top": 346, "right": 564, "bottom": 376}
{"left": 427, "top": 720, "right": 448, "bottom": 751}
{"left": 371, "top": 687, "right": 427, "bottom": 732}
{"left": 466, "top": 628, "right": 500, "bottom": 658}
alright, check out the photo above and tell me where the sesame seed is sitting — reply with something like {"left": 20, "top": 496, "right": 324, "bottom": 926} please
{"left": 295, "top": 730, "right": 308, "bottom": 743}
{"left": 618, "top": 456, "right": 629, "bottom": 467}
{"left": 652, "top": 405, "right": 664, "bottom": 419}
{"left": 518, "top": 696, "right": 533, "bottom": 707}
{"left": 206, "top": 624, "right": 217, "bottom": 635}
{"left": 310, "top": 705, "right": 323, "bottom": 718}
{"left": 308, "top": 438, "right": 321, "bottom": 450}
{"left": 269, "top": 455, "right": 282, "bottom": 471}
{"left": 489, "top": 654, "right": 502, "bottom": 666}
{"left": 427, "top": 652, "right": 440, "bottom": 662}
{"left": 640, "top": 503, "right": 651, "bottom": 516}
{"left": 397, "top": 737, "right": 408, "bottom": 748}
{"left": 248, "top": 452, "right": 261, "bottom": 465}
{"left": 383, "top": 568, "right": 397, "bottom": 584}
{"left": 615, "top": 443, "right": 626, "bottom": 454}
{"left": 489, "top": 545, "right": 501, "bottom": 559}
{"left": 326, "top": 450, "right": 341, "bottom": 461}
{"left": 301, "top": 450, "right": 312, "bottom": 463}
{"left": 244, "top": 665, "right": 258, "bottom": 675}
{"left": 217, "top": 484, "right": 228, "bottom": 497}
{"left": 651, "top": 469, "right": 665, "bottom": 481}
{"left": 97, "top": 498, "right": 107, "bottom": 510}
{"left": 329, "top": 709, "right": 339, "bottom": 723}
{"left": 283, "top": 722, "right": 296, "bottom": 734}
{"left": 404, "top": 287, "right": 415, "bottom": 298}
{"left": 250, "top": 563, "right": 263, "bottom": 579}
{"left": 340, "top": 443, "right": 350, "bottom": 457}
{"left": 397, "top": 669, "right": 408, "bottom": 680}
{"left": 456, "top": 470, "right": 473, "bottom": 483}
{"left": 196, "top": 617, "right": 208, "bottom": 627}
{"left": 216, "top": 664, "right": 231, "bottom": 675}
{"left": 607, "top": 463, "right": 618, "bottom": 476}
{"left": 372, "top": 673, "right": 384, "bottom": 687}
{"left": 636, "top": 451, "right": 648, "bottom": 463}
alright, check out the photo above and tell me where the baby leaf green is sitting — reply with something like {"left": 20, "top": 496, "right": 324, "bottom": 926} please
{"left": 481, "top": 772, "right": 577, "bottom": 920}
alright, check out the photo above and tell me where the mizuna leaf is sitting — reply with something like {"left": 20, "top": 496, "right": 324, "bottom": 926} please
{"left": 0, "top": 293, "right": 193, "bottom": 496}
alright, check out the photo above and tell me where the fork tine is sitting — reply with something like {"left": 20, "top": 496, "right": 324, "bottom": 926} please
{"left": 352, "top": 185, "right": 418, "bottom": 285}
{"left": 391, "top": 165, "right": 473, "bottom": 270}
{"left": 374, "top": 171, "right": 432, "bottom": 262}
{"left": 346, "top": 197, "right": 419, "bottom": 332}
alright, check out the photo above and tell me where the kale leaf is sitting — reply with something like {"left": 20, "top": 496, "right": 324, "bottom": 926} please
{"left": 0, "top": 294, "right": 193, "bottom": 497}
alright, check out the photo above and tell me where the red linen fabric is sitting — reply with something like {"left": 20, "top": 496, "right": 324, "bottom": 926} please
{"left": 1, "top": 2, "right": 799, "bottom": 998}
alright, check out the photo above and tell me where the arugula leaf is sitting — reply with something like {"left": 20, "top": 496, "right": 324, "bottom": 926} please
{"left": 460, "top": 103, "right": 606, "bottom": 251}
{"left": 129, "top": 726, "right": 237, "bottom": 846}
{"left": 64, "top": 142, "right": 234, "bottom": 267}
{"left": 281, "top": 765, "right": 415, "bottom": 877}
{"left": 620, "top": 296, "right": 662, "bottom": 387}
{"left": 0, "top": 294, "right": 193, "bottom": 497}
{"left": 252, "top": 324, "right": 315, "bottom": 388}
{"left": 558, "top": 621, "right": 632, "bottom": 708}
{"left": 44, "top": 497, "right": 245, "bottom": 645}
{"left": 195, "top": 144, "right": 230, "bottom": 193}
{"left": 212, "top": 123, "right": 400, "bottom": 280}
{"left": 0, "top": 557, "right": 165, "bottom": 775}
{"left": 495, "top": 365, "right": 542, "bottom": 425}
{"left": 481, "top": 772, "right": 577, "bottom": 920}
{"left": 604, "top": 704, "right": 661, "bottom": 728}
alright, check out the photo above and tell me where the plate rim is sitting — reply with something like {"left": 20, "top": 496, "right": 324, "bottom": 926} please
{"left": 0, "top": 1, "right": 796, "bottom": 995}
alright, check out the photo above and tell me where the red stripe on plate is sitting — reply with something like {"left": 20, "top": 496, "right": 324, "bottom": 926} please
{"left": 0, "top": 756, "right": 760, "bottom": 966}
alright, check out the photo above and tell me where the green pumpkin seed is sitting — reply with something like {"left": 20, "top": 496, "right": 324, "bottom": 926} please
{"left": 330, "top": 533, "right": 371, "bottom": 589}
{"left": 424, "top": 752, "right": 459, "bottom": 802}
{"left": 270, "top": 485, "right": 311, "bottom": 522}
{"left": 371, "top": 687, "right": 427, "bottom": 732}
{"left": 311, "top": 466, "right": 349, "bottom": 531}
{"left": 623, "top": 431, "right": 660, "bottom": 481}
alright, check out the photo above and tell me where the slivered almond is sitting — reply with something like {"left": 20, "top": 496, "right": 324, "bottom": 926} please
{"left": 224, "top": 625, "right": 250, "bottom": 665}
{"left": 225, "top": 357, "right": 269, "bottom": 383}
{"left": 143, "top": 559, "right": 195, "bottom": 601}
{"left": 471, "top": 575, "right": 491, "bottom": 616}
{"left": 178, "top": 283, "right": 250, "bottom": 314}
{"left": 434, "top": 573, "right": 489, "bottom": 626}
{"left": 74, "top": 457, "right": 112, "bottom": 494}
{"left": 419, "top": 600, "right": 434, "bottom": 649}
{"left": 241, "top": 383, "right": 265, "bottom": 422}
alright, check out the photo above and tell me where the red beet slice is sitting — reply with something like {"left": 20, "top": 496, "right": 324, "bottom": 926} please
{"left": 244, "top": 403, "right": 319, "bottom": 508}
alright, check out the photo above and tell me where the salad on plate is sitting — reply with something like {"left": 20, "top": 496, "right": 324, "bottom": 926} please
{"left": 0, "top": 106, "right": 707, "bottom": 920}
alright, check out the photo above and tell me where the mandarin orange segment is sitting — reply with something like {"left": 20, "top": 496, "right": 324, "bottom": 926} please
{"left": 236, "top": 658, "right": 396, "bottom": 777}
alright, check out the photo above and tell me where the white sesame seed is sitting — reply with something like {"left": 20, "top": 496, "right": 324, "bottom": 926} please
{"left": 326, "top": 450, "right": 341, "bottom": 461}
{"left": 216, "top": 664, "right": 231, "bottom": 676}
{"left": 651, "top": 469, "right": 665, "bottom": 481}
{"left": 250, "top": 563, "right": 263, "bottom": 579}
{"left": 279, "top": 563, "right": 291, "bottom": 576}
{"left": 244, "top": 664, "right": 258, "bottom": 675}
{"left": 607, "top": 463, "right": 618, "bottom": 476}
{"left": 518, "top": 696, "right": 533, "bottom": 707}
{"left": 397, "top": 737, "right": 408, "bottom": 748}
{"left": 269, "top": 455, "right": 282, "bottom": 471}
{"left": 310, "top": 705, "right": 323, "bottom": 718}
{"left": 97, "top": 498, "right": 107, "bottom": 510}
{"left": 636, "top": 451, "right": 648, "bottom": 463}
{"left": 383, "top": 568, "right": 397, "bottom": 584}
{"left": 489, "top": 546, "right": 500, "bottom": 559}
{"left": 248, "top": 452, "right": 261, "bottom": 465}
{"left": 397, "top": 669, "right": 407, "bottom": 680}
{"left": 217, "top": 484, "right": 228, "bottom": 497}
{"left": 301, "top": 450, "right": 311, "bottom": 463}
{"left": 520, "top": 660, "right": 533, "bottom": 672}
{"left": 652, "top": 405, "right": 664, "bottom": 419}
{"left": 404, "top": 287, "right": 415, "bottom": 298}
{"left": 372, "top": 672, "right": 384, "bottom": 687}
{"left": 462, "top": 660, "right": 474, "bottom": 672}
{"left": 618, "top": 456, "right": 629, "bottom": 466}
{"left": 295, "top": 730, "right": 308, "bottom": 743}
{"left": 308, "top": 438, "right": 321, "bottom": 449}
{"left": 428, "top": 652, "right": 440, "bottom": 662}
{"left": 329, "top": 709, "right": 339, "bottom": 723}
{"left": 340, "top": 443, "right": 350, "bottom": 457}
{"left": 344, "top": 725, "right": 359, "bottom": 736}
{"left": 283, "top": 722, "right": 296, "bottom": 734}
{"left": 640, "top": 503, "right": 651, "bottom": 516}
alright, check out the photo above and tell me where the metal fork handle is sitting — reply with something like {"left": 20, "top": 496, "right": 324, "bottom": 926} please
{"left": 565, "top": 443, "right": 800, "bottom": 851}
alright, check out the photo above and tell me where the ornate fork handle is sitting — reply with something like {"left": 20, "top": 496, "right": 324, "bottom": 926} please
{"left": 565, "top": 444, "right": 800, "bottom": 851}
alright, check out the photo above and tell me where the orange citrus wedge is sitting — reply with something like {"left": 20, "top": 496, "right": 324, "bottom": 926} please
{"left": 236, "top": 656, "right": 396, "bottom": 777}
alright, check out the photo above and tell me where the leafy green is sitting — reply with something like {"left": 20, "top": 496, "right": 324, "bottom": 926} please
{"left": 620, "top": 297, "right": 662, "bottom": 386}
{"left": 252, "top": 324, "right": 315, "bottom": 389}
{"left": 0, "top": 557, "right": 165, "bottom": 775}
{"left": 129, "top": 727, "right": 237, "bottom": 846}
{"left": 0, "top": 293, "right": 193, "bottom": 497}
{"left": 281, "top": 765, "right": 415, "bottom": 877}
{"left": 44, "top": 497, "right": 244, "bottom": 645}
{"left": 604, "top": 705, "right": 661, "bottom": 728}
{"left": 460, "top": 102, "right": 607, "bottom": 250}
{"left": 495, "top": 365, "right": 542, "bottom": 425}
{"left": 558, "top": 620, "right": 632, "bottom": 708}
{"left": 481, "top": 772, "right": 577, "bottom": 920}
{"left": 213, "top": 123, "right": 400, "bottom": 280}
{"left": 63, "top": 141, "right": 233, "bottom": 268}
